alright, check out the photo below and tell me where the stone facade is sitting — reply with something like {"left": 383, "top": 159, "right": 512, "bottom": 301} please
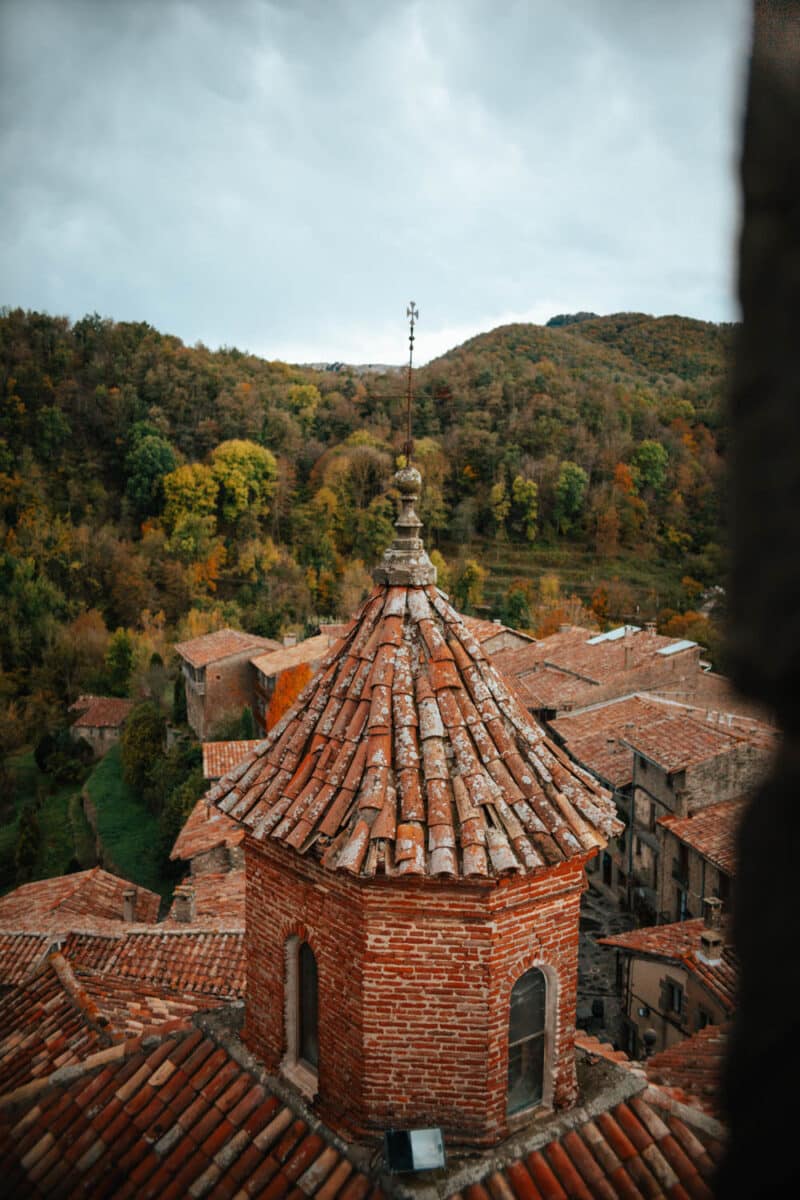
{"left": 181, "top": 649, "right": 259, "bottom": 741}
{"left": 244, "top": 836, "right": 588, "bottom": 1147}
{"left": 629, "top": 742, "right": 770, "bottom": 921}
{"left": 657, "top": 829, "right": 731, "bottom": 924}
{"left": 618, "top": 953, "right": 730, "bottom": 1058}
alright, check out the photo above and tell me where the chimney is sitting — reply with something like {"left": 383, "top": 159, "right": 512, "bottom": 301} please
{"left": 173, "top": 884, "right": 196, "bottom": 924}
{"left": 699, "top": 927, "right": 723, "bottom": 965}
{"left": 122, "top": 887, "right": 137, "bottom": 923}
{"left": 703, "top": 896, "right": 723, "bottom": 930}
{"left": 559, "top": 623, "right": 571, "bottom": 633}
{"left": 283, "top": 634, "right": 297, "bottom": 648}
{"left": 646, "top": 620, "right": 657, "bottom": 634}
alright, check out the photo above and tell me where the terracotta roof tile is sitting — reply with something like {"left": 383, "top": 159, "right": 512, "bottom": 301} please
{"left": 71, "top": 697, "right": 135, "bottom": 729}
{"left": 0, "top": 869, "right": 160, "bottom": 933}
{"left": 493, "top": 624, "right": 697, "bottom": 697}
{"left": 0, "top": 932, "right": 53, "bottom": 988}
{"left": 169, "top": 793, "right": 245, "bottom": 862}
{"left": 173, "top": 627, "right": 280, "bottom": 669}
{"left": 436, "top": 1077, "right": 722, "bottom": 1200}
{"left": 208, "top": 584, "right": 621, "bottom": 878}
{"left": 63, "top": 929, "right": 246, "bottom": 998}
{"left": 0, "top": 1025, "right": 383, "bottom": 1200}
{"left": 551, "top": 694, "right": 777, "bottom": 788}
{"left": 659, "top": 798, "right": 747, "bottom": 876}
{"left": 201, "top": 740, "right": 263, "bottom": 780}
{"left": 600, "top": 918, "right": 738, "bottom": 1014}
{"left": 645, "top": 1023, "right": 729, "bottom": 1117}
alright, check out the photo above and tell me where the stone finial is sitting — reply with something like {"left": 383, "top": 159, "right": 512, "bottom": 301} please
{"left": 373, "top": 465, "right": 437, "bottom": 587}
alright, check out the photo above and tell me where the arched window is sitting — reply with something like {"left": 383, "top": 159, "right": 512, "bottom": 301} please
{"left": 298, "top": 941, "right": 318, "bottom": 1069}
{"left": 283, "top": 937, "right": 319, "bottom": 1094}
{"left": 507, "top": 967, "right": 546, "bottom": 1114}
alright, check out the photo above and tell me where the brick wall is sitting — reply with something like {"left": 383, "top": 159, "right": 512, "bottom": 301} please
{"left": 244, "top": 837, "right": 588, "bottom": 1146}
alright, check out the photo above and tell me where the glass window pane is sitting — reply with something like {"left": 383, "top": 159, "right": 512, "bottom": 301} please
{"left": 509, "top": 969, "right": 545, "bottom": 1045}
{"left": 507, "top": 1034, "right": 545, "bottom": 1113}
{"left": 299, "top": 942, "right": 318, "bottom": 1068}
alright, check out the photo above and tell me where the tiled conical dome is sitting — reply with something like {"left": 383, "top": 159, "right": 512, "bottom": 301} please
{"left": 208, "top": 469, "right": 621, "bottom": 878}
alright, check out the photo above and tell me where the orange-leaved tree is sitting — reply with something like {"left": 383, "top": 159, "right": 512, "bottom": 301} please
{"left": 266, "top": 662, "right": 314, "bottom": 730}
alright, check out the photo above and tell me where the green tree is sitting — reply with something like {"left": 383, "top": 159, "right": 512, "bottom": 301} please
{"left": 554, "top": 461, "right": 589, "bottom": 534}
{"left": 632, "top": 439, "right": 669, "bottom": 495}
{"left": 173, "top": 674, "right": 187, "bottom": 724}
{"left": 37, "top": 406, "right": 72, "bottom": 460}
{"left": 240, "top": 705, "right": 255, "bottom": 738}
{"left": 125, "top": 435, "right": 177, "bottom": 518}
{"left": 120, "top": 701, "right": 166, "bottom": 795}
{"left": 159, "top": 766, "right": 206, "bottom": 862}
{"left": 105, "top": 628, "right": 134, "bottom": 696}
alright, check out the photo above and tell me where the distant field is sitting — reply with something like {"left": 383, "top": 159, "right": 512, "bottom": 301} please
{"left": 84, "top": 745, "right": 173, "bottom": 904}
{"left": 438, "top": 538, "right": 687, "bottom": 619}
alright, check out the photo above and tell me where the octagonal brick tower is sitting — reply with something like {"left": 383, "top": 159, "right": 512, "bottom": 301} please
{"left": 208, "top": 467, "right": 622, "bottom": 1147}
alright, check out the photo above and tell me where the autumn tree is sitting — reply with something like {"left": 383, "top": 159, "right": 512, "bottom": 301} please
{"left": 489, "top": 481, "right": 510, "bottom": 538}
{"left": 210, "top": 439, "right": 278, "bottom": 528}
{"left": 511, "top": 475, "right": 539, "bottom": 541}
{"left": 452, "top": 559, "right": 487, "bottom": 613}
{"left": 162, "top": 463, "right": 218, "bottom": 533}
{"left": 266, "top": 662, "right": 314, "bottom": 729}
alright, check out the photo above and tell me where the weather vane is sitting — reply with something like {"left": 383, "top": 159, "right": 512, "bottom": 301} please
{"left": 405, "top": 301, "right": 419, "bottom": 463}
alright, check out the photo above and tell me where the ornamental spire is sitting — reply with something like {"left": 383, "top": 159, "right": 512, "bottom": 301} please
{"left": 373, "top": 303, "right": 437, "bottom": 587}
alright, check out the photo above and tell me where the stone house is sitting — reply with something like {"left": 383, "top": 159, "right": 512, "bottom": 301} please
{"left": 69, "top": 695, "right": 134, "bottom": 757}
{"left": 550, "top": 693, "right": 776, "bottom": 920}
{"left": 625, "top": 709, "right": 774, "bottom": 921}
{"left": 173, "top": 628, "right": 279, "bottom": 740}
{"left": 601, "top": 901, "right": 736, "bottom": 1059}
{"left": 657, "top": 795, "right": 745, "bottom": 923}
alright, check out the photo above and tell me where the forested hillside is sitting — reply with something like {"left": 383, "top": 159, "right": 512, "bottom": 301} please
{"left": 0, "top": 306, "right": 731, "bottom": 755}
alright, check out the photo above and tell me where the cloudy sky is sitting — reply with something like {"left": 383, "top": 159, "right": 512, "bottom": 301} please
{"left": 0, "top": 0, "right": 751, "bottom": 364}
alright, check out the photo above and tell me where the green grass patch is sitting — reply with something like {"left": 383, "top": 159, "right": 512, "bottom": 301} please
{"left": 85, "top": 745, "right": 173, "bottom": 903}
{"left": 68, "top": 793, "right": 97, "bottom": 870}
{"left": 0, "top": 751, "right": 86, "bottom": 895}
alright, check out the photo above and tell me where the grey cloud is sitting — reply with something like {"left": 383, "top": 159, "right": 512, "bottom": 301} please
{"left": 0, "top": 0, "right": 750, "bottom": 363}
